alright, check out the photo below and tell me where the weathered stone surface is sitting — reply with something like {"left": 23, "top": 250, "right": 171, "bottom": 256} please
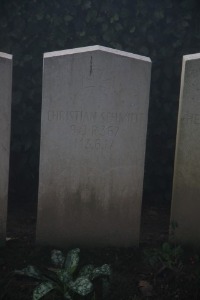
{"left": 36, "top": 45, "right": 151, "bottom": 247}
{"left": 171, "top": 53, "right": 200, "bottom": 245}
{"left": 0, "top": 52, "right": 12, "bottom": 245}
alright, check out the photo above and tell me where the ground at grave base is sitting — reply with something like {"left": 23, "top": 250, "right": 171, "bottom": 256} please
{"left": 0, "top": 200, "right": 200, "bottom": 300}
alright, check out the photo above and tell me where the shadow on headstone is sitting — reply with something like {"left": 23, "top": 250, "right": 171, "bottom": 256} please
{"left": 0, "top": 52, "right": 12, "bottom": 246}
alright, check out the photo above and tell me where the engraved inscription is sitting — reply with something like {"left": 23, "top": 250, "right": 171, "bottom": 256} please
{"left": 70, "top": 124, "right": 119, "bottom": 137}
{"left": 75, "top": 138, "right": 113, "bottom": 151}
{"left": 181, "top": 113, "right": 200, "bottom": 125}
{"left": 48, "top": 110, "right": 144, "bottom": 124}
{"left": 47, "top": 110, "right": 144, "bottom": 153}
{"left": 48, "top": 111, "right": 97, "bottom": 122}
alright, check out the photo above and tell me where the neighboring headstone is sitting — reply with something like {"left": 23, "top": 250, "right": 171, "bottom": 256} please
{"left": 0, "top": 52, "right": 12, "bottom": 245}
{"left": 36, "top": 45, "right": 151, "bottom": 247}
{"left": 171, "top": 53, "right": 200, "bottom": 245}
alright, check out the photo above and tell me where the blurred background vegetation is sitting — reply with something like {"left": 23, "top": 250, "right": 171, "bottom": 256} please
{"left": 0, "top": 0, "right": 200, "bottom": 205}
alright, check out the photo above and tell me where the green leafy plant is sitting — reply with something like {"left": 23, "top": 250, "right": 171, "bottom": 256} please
{"left": 144, "top": 222, "right": 183, "bottom": 270}
{"left": 144, "top": 242, "right": 183, "bottom": 270}
{"left": 15, "top": 248, "right": 111, "bottom": 300}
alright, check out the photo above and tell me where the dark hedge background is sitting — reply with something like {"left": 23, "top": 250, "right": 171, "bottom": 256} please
{"left": 0, "top": 0, "right": 200, "bottom": 205}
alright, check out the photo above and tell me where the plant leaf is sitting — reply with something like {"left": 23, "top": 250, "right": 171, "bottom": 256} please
{"left": 15, "top": 265, "right": 41, "bottom": 280}
{"left": 51, "top": 250, "right": 65, "bottom": 267}
{"left": 64, "top": 291, "right": 72, "bottom": 299}
{"left": 91, "top": 264, "right": 111, "bottom": 280}
{"left": 33, "top": 282, "right": 55, "bottom": 300}
{"left": 39, "top": 268, "right": 60, "bottom": 284}
{"left": 64, "top": 248, "right": 80, "bottom": 274}
{"left": 69, "top": 276, "right": 93, "bottom": 296}
{"left": 57, "top": 269, "right": 72, "bottom": 284}
{"left": 79, "top": 264, "right": 95, "bottom": 278}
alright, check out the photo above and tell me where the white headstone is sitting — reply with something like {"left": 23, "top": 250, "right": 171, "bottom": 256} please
{"left": 36, "top": 45, "right": 151, "bottom": 247}
{"left": 0, "top": 52, "right": 12, "bottom": 245}
{"left": 171, "top": 53, "right": 200, "bottom": 245}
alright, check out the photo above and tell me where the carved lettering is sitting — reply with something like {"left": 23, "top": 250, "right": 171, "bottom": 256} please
{"left": 181, "top": 113, "right": 200, "bottom": 125}
{"left": 75, "top": 138, "right": 113, "bottom": 152}
{"left": 48, "top": 110, "right": 144, "bottom": 153}
{"left": 48, "top": 110, "right": 144, "bottom": 124}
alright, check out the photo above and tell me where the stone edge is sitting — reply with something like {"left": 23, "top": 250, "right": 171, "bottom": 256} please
{"left": 183, "top": 53, "right": 200, "bottom": 61}
{"left": 44, "top": 45, "right": 151, "bottom": 62}
{"left": 0, "top": 52, "right": 12, "bottom": 60}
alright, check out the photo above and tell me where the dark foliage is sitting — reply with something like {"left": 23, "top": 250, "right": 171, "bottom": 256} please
{"left": 0, "top": 0, "right": 200, "bottom": 203}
